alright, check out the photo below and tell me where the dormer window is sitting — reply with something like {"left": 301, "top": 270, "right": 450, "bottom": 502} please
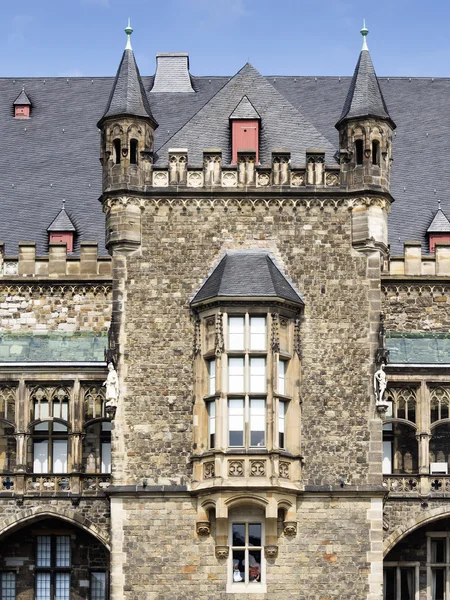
{"left": 13, "top": 87, "right": 32, "bottom": 119}
{"left": 229, "top": 96, "right": 260, "bottom": 164}
{"left": 47, "top": 201, "right": 76, "bottom": 253}
{"left": 427, "top": 206, "right": 450, "bottom": 253}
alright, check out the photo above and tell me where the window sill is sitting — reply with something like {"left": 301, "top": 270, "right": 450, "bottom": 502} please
{"left": 226, "top": 583, "right": 267, "bottom": 594}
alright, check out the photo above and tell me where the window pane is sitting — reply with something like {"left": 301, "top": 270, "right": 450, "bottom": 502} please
{"left": 91, "top": 572, "right": 107, "bottom": 600}
{"left": 35, "top": 401, "right": 49, "bottom": 431}
{"left": 229, "top": 358, "right": 244, "bottom": 393}
{"left": 54, "top": 401, "right": 68, "bottom": 432}
{"left": 207, "top": 401, "right": 216, "bottom": 449}
{"left": 432, "top": 568, "right": 445, "bottom": 600}
{"left": 34, "top": 440, "right": 49, "bottom": 474}
{"left": 432, "top": 539, "right": 446, "bottom": 563}
{"left": 250, "top": 358, "right": 266, "bottom": 393}
{"left": 383, "top": 567, "right": 396, "bottom": 600}
{"left": 1, "top": 572, "right": 15, "bottom": 600}
{"left": 279, "top": 401, "right": 285, "bottom": 448}
{"left": 208, "top": 360, "right": 216, "bottom": 395}
{"left": 229, "top": 399, "right": 244, "bottom": 446}
{"left": 101, "top": 442, "right": 111, "bottom": 474}
{"left": 36, "top": 536, "right": 51, "bottom": 567}
{"left": 229, "top": 317, "right": 244, "bottom": 350}
{"left": 232, "top": 550, "right": 245, "bottom": 583}
{"left": 278, "top": 360, "right": 286, "bottom": 395}
{"left": 101, "top": 422, "right": 112, "bottom": 432}
{"left": 248, "top": 550, "right": 262, "bottom": 582}
{"left": 36, "top": 572, "right": 51, "bottom": 600}
{"left": 382, "top": 441, "right": 392, "bottom": 475}
{"left": 232, "top": 523, "right": 246, "bottom": 546}
{"left": 250, "top": 399, "right": 265, "bottom": 447}
{"left": 250, "top": 317, "right": 266, "bottom": 350}
{"left": 55, "top": 572, "right": 70, "bottom": 600}
{"left": 53, "top": 440, "right": 68, "bottom": 473}
{"left": 400, "top": 568, "right": 414, "bottom": 600}
{"left": 56, "top": 535, "right": 71, "bottom": 567}
{"left": 248, "top": 524, "right": 261, "bottom": 546}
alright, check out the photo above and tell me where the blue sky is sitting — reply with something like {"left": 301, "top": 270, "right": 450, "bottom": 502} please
{"left": 2, "top": 0, "right": 450, "bottom": 78}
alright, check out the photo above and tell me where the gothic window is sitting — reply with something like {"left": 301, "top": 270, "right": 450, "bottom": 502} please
{"left": 430, "top": 423, "right": 450, "bottom": 475}
{"left": 0, "top": 386, "right": 16, "bottom": 473}
{"left": 430, "top": 387, "right": 450, "bottom": 423}
{"left": 83, "top": 421, "right": 111, "bottom": 474}
{"left": 84, "top": 386, "right": 106, "bottom": 421}
{"left": 35, "top": 535, "right": 71, "bottom": 600}
{"left": 0, "top": 572, "right": 16, "bottom": 599}
{"left": 355, "top": 139, "right": 364, "bottom": 165}
{"left": 130, "top": 139, "right": 138, "bottom": 165}
{"left": 372, "top": 140, "right": 380, "bottom": 166}
{"left": 31, "top": 388, "right": 69, "bottom": 474}
{"left": 383, "top": 562, "right": 418, "bottom": 600}
{"left": 383, "top": 387, "right": 418, "bottom": 475}
{"left": 113, "top": 139, "right": 121, "bottom": 165}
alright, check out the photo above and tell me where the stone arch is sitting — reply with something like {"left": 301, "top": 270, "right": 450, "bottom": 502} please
{"left": 384, "top": 506, "right": 450, "bottom": 556}
{"left": 0, "top": 505, "right": 110, "bottom": 550}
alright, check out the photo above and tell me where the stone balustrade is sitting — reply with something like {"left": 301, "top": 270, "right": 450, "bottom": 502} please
{"left": 0, "top": 242, "right": 111, "bottom": 278}
{"left": 382, "top": 474, "right": 450, "bottom": 495}
{"left": 0, "top": 473, "right": 111, "bottom": 496}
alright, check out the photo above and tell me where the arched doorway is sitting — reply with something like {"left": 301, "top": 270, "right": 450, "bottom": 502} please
{"left": 0, "top": 515, "right": 109, "bottom": 599}
{"left": 384, "top": 516, "right": 450, "bottom": 599}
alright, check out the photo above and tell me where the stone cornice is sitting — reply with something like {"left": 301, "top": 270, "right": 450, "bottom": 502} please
{"left": 102, "top": 194, "right": 392, "bottom": 213}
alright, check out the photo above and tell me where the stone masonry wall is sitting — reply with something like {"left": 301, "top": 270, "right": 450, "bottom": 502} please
{"left": 115, "top": 203, "right": 380, "bottom": 487}
{"left": 0, "top": 285, "right": 111, "bottom": 334}
{"left": 114, "top": 494, "right": 374, "bottom": 600}
{"left": 382, "top": 283, "right": 450, "bottom": 332}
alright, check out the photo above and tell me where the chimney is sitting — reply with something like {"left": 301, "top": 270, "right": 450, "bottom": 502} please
{"left": 151, "top": 53, "right": 194, "bottom": 93}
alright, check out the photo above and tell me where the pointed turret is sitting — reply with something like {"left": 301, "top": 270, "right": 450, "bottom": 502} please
{"left": 98, "top": 20, "right": 157, "bottom": 128}
{"left": 336, "top": 21, "right": 395, "bottom": 193}
{"left": 99, "top": 20, "right": 157, "bottom": 225}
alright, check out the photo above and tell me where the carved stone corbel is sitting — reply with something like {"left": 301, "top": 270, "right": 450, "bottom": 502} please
{"left": 283, "top": 521, "right": 297, "bottom": 536}
{"left": 264, "top": 545, "right": 278, "bottom": 559}
{"left": 215, "top": 545, "right": 229, "bottom": 559}
{"left": 196, "top": 521, "right": 211, "bottom": 537}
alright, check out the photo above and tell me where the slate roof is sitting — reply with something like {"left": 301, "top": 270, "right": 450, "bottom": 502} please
{"left": 191, "top": 251, "right": 304, "bottom": 306}
{"left": 337, "top": 49, "right": 393, "bottom": 127}
{"left": 13, "top": 88, "right": 31, "bottom": 106}
{"left": 47, "top": 206, "right": 76, "bottom": 232}
{"left": 151, "top": 53, "right": 194, "bottom": 93}
{"left": 427, "top": 209, "right": 450, "bottom": 233}
{"left": 229, "top": 96, "right": 260, "bottom": 120}
{"left": 2, "top": 53, "right": 450, "bottom": 255}
{"left": 98, "top": 48, "right": 157, "bottom": 127}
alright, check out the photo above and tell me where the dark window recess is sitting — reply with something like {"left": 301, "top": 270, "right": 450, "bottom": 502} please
{"left": 355, "top": 140, "right": 364, "bottom": 165}
{"left": 130, "top": 139, "right": 138, "bottom": 165}
{"left": 372, "top": 140, "right": 380, "bottom": 166}
{"left": 113, "top": 139, "right": 121, "bottom": 165}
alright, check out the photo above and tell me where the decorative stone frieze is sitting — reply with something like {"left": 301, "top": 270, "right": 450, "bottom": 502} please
{"left": 228, "top": 460, "right": 244, "bottom": 477}
{"left": 250, "top": 460, "right": 266, "bottom": 477}
{"left": 203, "top": 461, "right": 215, "bottom": 479}
{"left": 279, "top": 462, "right": 290, "bottom": 479}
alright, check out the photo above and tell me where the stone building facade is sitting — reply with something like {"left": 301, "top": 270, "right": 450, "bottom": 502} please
{"left": 1, "top": 20, "right": 450, "bottom": 600}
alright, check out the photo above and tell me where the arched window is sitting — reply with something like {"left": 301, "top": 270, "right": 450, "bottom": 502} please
{"left": 430, "top": 387, "right": 450, "bottom": 423}
{"left": 228, "top": 506, "right": 266, "bottom": 593}
{"left": 130, "top": 138, "right": 138, "bottom": 165}
{"left": 83, "top": 421, "right": 111, "bottom": 474}
{"left": 113, "top": 139, "right": 121, "bottom": 165}
{"left": 385, "top": 387, "right": 417, "bottom": 423}
{"left": 355, "top": 139, "right": 364, "bottom": 165}
{"left": 430, "top": 423, "right": 450, "bottom": 474}
{"left": 383, "top": 422, "right": 418, "bottom": 475}
{"left": 372, "top": 140, "right": 380, "bottom": 165}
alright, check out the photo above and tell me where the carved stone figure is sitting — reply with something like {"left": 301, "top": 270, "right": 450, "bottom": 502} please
{"left": 373, "top": 363, "right": 387, "bottom": 404}
{"left": 103, "top": 362, "right": 119, "bottom": 410}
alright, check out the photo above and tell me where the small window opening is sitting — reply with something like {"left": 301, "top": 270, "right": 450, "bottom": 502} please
{"left": 355, "top": 139, "right": 363, "bottom": 165}
{"left": 130, "top": 139, "right": 138, "bottom": 165}
{"left": 113, "top": 139, "right": 121, "bottom": 165}
{"left": 372, "top": 140, "right": 380, "bottom": 166}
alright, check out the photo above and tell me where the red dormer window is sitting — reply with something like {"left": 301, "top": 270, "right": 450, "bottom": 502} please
{"left": 15, "top": 105, "right": 30, "bottom": 118}
{"left": 49, "top": 232, "right": 74, "bottom": 253}
{"left": 232, "top": 120, "right": 259, "bottom": 164}
{"left": 430, "top": 234, "right": 450, "bottom": 253}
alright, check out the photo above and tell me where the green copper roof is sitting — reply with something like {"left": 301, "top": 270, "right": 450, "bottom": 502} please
{"left": 0, "top": 331, "right": 107, "bottom": 363}
{"left": 387, "top": 331, "right": 450, "bottom": 364}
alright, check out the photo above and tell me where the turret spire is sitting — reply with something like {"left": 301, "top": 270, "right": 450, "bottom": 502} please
{"left": 361, "top": 19, "right": 369, "bottom": 51}
{"left": 125, "top": 18, "right": 133, "bottom": 50}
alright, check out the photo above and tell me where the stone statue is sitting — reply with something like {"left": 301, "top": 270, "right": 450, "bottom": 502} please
{"left": 373, "top": 363, "right": 387, "bottom": 404}
{"left": 103, "top": 362, "right": 119, "bottom": 410}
